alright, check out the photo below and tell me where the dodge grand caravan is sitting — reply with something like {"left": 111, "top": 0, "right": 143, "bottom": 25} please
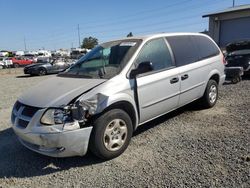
{"left": 11, "top": 33, "right": 225, "bottom": 159}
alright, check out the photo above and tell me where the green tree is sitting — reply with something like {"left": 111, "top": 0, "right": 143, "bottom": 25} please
{"left": 81, "top": 36, "right": 98, "bottom": 49}
{"left": 127, "top": 32, "right": 133, "bottom": 37}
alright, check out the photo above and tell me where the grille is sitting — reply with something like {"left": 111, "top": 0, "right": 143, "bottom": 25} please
{"left": 18, "top": 119, "right": 29, "bottom": 128}
{"left": 21, "top": 105, "right": 40, "bottom": 117}
{"left": 15, "top": 101, "right": 22, "bottom": 111}
{"left": 12, "top": 101, "right": 42, "bottom": 129}
{"left": 11, "top": 113, "right": 16, "bottom": 123}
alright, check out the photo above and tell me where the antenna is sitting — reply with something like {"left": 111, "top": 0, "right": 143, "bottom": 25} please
{"left": 24, "top": 37, "right": 27, "bottom": 51}
{"left": 78, "top": 24, "right": 81, "bottom": 48}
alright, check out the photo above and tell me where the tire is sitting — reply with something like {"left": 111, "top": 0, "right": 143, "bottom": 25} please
{"left": 200, "top": 79, "right": 218, "bottom": 108}
{"left": 13, "top": 63, "right": 19, "bottom": 68}
{"left": 38, "top": 68, "right": 47, "bottom": 76}
{"left": 232, "top": 76, "right": 240, "bottom": 84}
{"left": 89, "top": 109, "right": 133, "bottom": 159}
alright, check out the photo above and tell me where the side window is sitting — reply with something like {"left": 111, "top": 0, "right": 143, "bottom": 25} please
{"left": 193, "top": 36, "right": 220, "bottom": 60}
{"left": 135, "top": 38, "right": 173, "bottom": 71}
{"left": 166, "top": 36, "right": 199, "bottom": 66}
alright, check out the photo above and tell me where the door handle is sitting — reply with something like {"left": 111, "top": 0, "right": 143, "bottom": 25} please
{"left": 181, "top": 74, "right": 189, "bottom": 80}
{"left": 170, "top": 77, "right": 179, "bottom": 84}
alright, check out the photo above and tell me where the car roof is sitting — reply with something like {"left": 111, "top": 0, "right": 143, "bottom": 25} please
{"left": 108, "top": 32, "right": 209, "bottom": 42}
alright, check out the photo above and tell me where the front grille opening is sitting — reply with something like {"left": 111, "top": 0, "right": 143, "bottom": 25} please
{"left": 11, "top": 113, "right": 16, "bottom": 123}
{"left": 18, "top": 119, "right": 29, "bottom": 128}
{"left": 15, "top": 101, "right": 22, "bottom": 111}
{"left": 21, "top": 105, "right": 40, "bottom": 117}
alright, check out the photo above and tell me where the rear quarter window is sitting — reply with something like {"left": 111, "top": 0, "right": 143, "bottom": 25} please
{"left": 193, "top": 36, "right": 220, "bottom": 60}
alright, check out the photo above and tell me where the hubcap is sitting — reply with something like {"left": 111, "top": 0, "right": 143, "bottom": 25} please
{"left": 103, "top": 119, "right": 128, "bottom": 151}
{"left": 39, "top": 70, "right": 45, "bottom": 75}
{"left": 209, "top": 85, "right": 217, "bottom": 104}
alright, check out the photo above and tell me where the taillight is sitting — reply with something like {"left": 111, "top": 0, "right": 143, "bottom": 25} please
{"left": 222, "top": 55, "right": 227, "bottom": 65}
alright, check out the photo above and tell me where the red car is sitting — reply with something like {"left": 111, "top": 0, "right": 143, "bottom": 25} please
{"left": 12, "top": 57, "right": 34, "bottom": 68}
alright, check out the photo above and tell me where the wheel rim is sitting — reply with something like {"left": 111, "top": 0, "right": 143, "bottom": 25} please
{"left": 209, "top": 85, "right": 217, "bottom": 104}
{"left": 103, "top": 119, "right": 128, "bottom": 152}
{"left": 39, "top": 70, "right": 45, "bottom": 75}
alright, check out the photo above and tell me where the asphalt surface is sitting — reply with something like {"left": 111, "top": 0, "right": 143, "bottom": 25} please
{"left": 0, "top": 69, "right": 249, "bottom": 187}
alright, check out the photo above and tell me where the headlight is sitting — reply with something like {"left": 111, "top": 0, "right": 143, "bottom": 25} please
{"left": 40, "top": 108, "right": 68, "bottom": 125}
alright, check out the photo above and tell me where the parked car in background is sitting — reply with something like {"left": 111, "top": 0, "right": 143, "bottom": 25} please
{"left": 0, "top": 59, "right": 4, "bottom": 69}
{"left": 0, "top": 51, "right": 9, "bottom": 57}
{"left": 225, "top": 41, "right": 250, "bottom": 74}
{"left": 11, "top": 57, "right": 33, "bottom": 68}
{"left": 0, "top": 57, "right": 13, "bottom": 68}
{"left": 23, "top": 54, "right": 38, "bottom": 63}
{"left": 24, "top": 58, "right": 70, "bottom": 76}
{"left": 70, "top": 48, "right": 88, "bottom": 59}
{"left": 11, "top": 33, "right": 225, "bottom": 159}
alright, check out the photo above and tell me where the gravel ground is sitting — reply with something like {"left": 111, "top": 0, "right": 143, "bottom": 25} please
{"left": 0, "top": 69, "right": 249, "bottom": 187}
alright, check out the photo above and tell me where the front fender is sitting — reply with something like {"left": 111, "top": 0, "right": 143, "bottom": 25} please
{"left": 101, "top": 93, "right": 139, "bottom": 129}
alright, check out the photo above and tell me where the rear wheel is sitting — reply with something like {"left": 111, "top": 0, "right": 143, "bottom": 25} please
{"left": 90, "top": 109, "right": 133, "bottom": 159}
{"left": 38, "top": 68, "right": 47, "bottom": 76}
{"left": 232, "top": 76, "right": 240, "bottom": 84}
{"left": 13, "top": 63, "right": 19, "bottom": 68}
{"left": 200, "top": 79, "right": 218, "bottom": 108}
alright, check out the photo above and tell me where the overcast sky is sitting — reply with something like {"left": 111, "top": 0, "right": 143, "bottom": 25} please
{"left": 0, "top": 0, "right": 249, "bottom": 51}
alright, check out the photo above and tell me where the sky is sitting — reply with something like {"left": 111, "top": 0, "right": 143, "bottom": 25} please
{"left": 0, "top": 0, "right": 249, "bottom": 51}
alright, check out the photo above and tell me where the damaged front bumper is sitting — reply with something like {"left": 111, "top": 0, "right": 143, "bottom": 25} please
{"left": 13, "top": 126, "right": 92, "bottom": 157}
{"left": 11, "top": 104, "right": 93, "bottom": 157}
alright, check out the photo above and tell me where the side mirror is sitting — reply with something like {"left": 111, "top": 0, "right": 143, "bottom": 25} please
{"left": 130, "top": 61, "right": 153, "bottom": 79}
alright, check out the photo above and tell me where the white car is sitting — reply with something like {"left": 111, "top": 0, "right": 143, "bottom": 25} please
{"left": 0, "top": 57, "right": 13, "bottom": 68}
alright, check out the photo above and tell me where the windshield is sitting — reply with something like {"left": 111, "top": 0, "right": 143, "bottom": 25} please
{"left": 59, "top": 39, "right": 141, "bottom": 79}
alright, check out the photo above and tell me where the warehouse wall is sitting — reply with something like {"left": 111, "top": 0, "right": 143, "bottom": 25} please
{"left": 208, "top": 9, "right": 250, "bottom": 48}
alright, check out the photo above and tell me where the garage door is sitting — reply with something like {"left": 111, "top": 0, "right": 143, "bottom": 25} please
{"left": 219, "top": 16, "right": 250, "bottom": 47}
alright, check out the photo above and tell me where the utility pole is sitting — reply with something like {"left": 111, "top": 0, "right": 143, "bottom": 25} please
{"left": 24, "top": 36, "right": 27, "bottom": 51}
{"left": 233, "top": 0, "right": 235, "bottom": 7}
{"left": 77, "top": 24, "right": 81, "bottom": 48}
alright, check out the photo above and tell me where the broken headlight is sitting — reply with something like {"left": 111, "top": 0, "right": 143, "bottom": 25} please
{"left": 40, "top": 108, "right": 69, "bottom": 125}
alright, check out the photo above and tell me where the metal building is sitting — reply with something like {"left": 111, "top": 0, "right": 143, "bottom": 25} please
{"left": 203, "top": 5, "right": 250, "bottom": 48}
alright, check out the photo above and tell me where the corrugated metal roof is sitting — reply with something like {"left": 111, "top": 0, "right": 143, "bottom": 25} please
{"left": 202, "top": 4, "right": 250, "bottom": 17}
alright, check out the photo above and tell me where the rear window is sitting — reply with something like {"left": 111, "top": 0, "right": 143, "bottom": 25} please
{"left": 193, "top": 36, "right": 220, "bottom": 60}
{"left": 166, "top": 36, "right": 199, "bottom": 66}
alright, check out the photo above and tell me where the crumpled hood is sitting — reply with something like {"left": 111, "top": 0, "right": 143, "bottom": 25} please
{"left": 18, "top": 76, "right": 105, "bottom": 108}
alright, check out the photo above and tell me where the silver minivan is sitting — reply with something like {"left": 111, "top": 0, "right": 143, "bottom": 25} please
{"left": 11, "top": 33, "right": 225, "bottom": 159}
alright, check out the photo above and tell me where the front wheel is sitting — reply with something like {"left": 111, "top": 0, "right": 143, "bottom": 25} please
{"left": 89, "top": 109, "right": 133, "bottom": 159}
{"left": 13, "top": 63, "right": 19, "bottom": 68}
{"left": 200, "top": 79, "right": 218, "bottom": 108}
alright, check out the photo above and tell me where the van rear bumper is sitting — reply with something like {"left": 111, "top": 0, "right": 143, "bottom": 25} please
{"left": 220, "top": 74, "right": 226, "bottom": 85}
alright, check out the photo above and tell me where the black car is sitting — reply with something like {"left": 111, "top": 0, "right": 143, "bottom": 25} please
{"left": 24, "top": 58, "right": 70, "bottom": 76}
{"left": 225, "top": 41, "right": 250, "bottom": 74}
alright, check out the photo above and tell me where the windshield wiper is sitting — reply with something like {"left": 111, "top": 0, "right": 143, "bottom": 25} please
{"left": 58, "top": 72, "right": 93, "bottom": 78}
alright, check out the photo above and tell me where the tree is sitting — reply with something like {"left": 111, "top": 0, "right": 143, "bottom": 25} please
{"left": 127, "top": 32, "right": 133, "bottom": 37}
{"left": 81, "top": 36, "right": 98, "bottom": 49}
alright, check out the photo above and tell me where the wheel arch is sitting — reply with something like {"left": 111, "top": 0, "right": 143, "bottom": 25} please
{"left": 209, "top": 73, "right": 220, "bottom": 84}
{"left": 104, "top": 100, "right": 138, "bottom": 132}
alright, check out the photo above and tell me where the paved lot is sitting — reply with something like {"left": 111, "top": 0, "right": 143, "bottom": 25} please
{"left": 0, "top": 69, "right": 249, "bottom": 187}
